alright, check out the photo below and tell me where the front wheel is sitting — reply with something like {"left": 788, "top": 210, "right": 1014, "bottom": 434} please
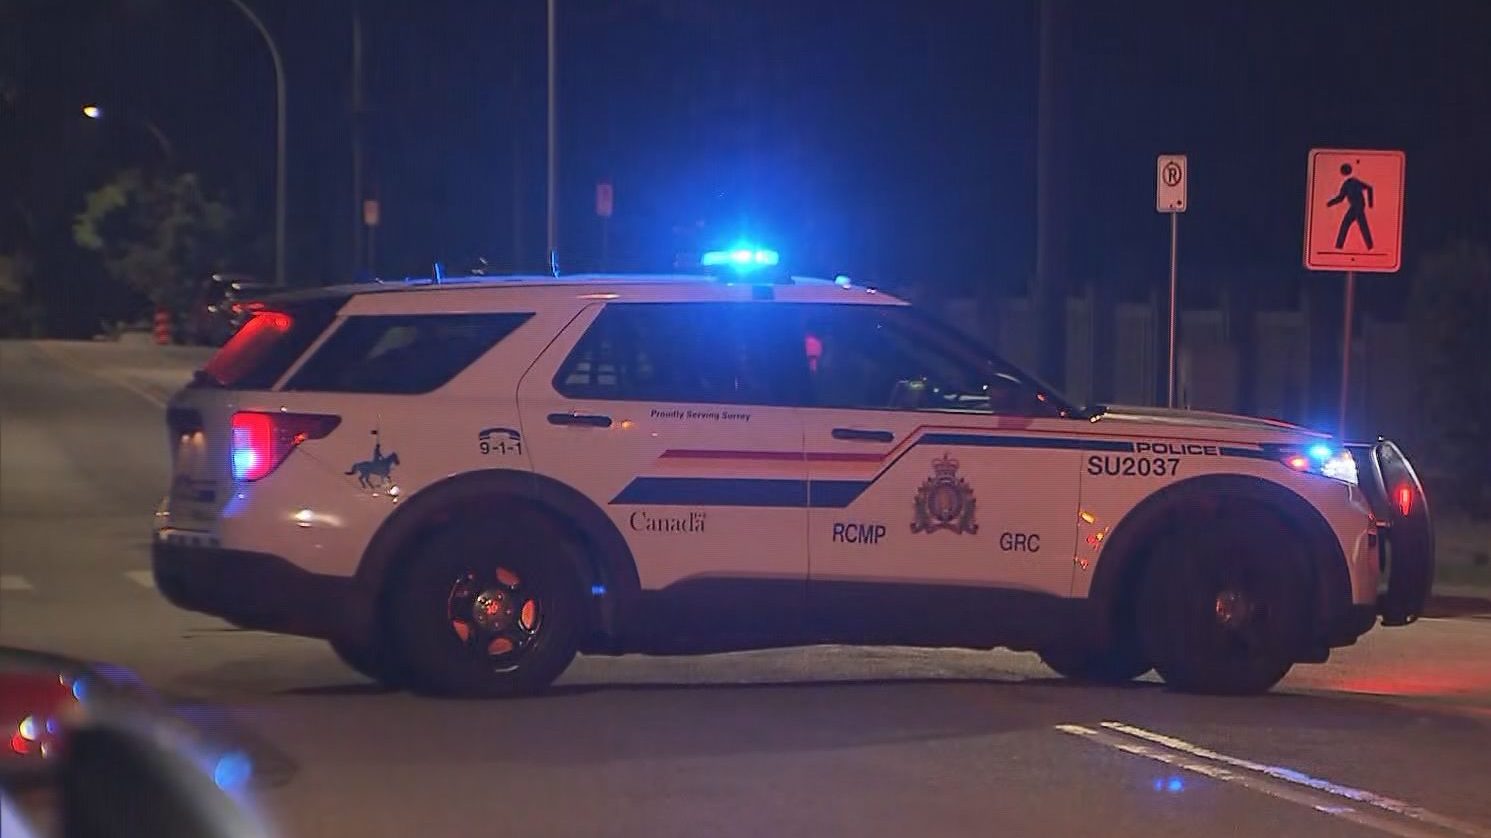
{"left": 329, "top": 638, "right": 403, "bottom": 688}
{"left": 391, "top": 520, "right": 585, "bottom": 698}
{"left": 1137, "top": 511, "right": 1309, "bottom": 695}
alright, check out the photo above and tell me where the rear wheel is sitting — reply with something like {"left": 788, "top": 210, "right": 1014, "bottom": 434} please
{"left": 391, "top": 519, "right": 584, "bottom": 697}
{"left": 1038, "top": 643, "right": 1150, "bottom": 684}
{"left": 1137, "top": 510, "right": 1309, "bottom": 695}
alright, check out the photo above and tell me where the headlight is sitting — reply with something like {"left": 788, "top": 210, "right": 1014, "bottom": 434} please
{"left": 1281, "top": 444, "right": 1358, "bottom": 485}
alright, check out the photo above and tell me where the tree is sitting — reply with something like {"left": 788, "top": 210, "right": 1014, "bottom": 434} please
{"left": 72, "top": 170, "right": 235, "bottom": 312}
{"left": 0, "top": 251, "right": 43, "bottom": 337}
{"left": 1406, "top": 240, "right": 1491, "bottom": 517}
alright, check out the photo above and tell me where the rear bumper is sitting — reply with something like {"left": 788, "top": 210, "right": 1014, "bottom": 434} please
{"left": 152, "top": 538, "right": 371, "bottom": 643}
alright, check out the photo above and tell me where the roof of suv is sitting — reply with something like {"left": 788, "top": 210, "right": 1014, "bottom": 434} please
{"left": 261, "top": 273, "right": 905, "bottom": 306}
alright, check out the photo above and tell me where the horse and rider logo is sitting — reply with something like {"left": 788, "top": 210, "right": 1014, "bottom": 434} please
{"left": 345, "top": 429, "right": 399, "bottom": 489}
{"left": 911, "top": 453, "right": 978, "bottom": 535}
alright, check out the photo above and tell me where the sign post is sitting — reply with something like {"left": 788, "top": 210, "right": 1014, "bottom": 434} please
{"left": 595, "top": 180, "right": 614, "bottom": 269}
{"left": 362, "top": 198, "right": 380, "bottom": 276}
{"left": 1303, "top": 148, "right": 1405, "bottom": 437}
{"left": 1156, "top": 154, "right": 1187, "bottom": 408}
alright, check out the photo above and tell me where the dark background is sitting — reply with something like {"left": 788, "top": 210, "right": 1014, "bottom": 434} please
{"left": 3, "top": 0, "right": 1489, "bottom": 329}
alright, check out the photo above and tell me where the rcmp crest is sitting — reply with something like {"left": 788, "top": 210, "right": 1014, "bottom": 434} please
{"left": 911, "top": 453, "right": 978, "bottom": 535}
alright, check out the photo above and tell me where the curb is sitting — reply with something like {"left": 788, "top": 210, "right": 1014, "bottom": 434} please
{"left": 1424, "top": 593, "right": 1491, "bottom": 619}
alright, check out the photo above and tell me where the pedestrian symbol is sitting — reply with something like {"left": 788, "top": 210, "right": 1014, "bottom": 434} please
{"left": 1304, "top": 148, "right": 1404, "bottom": 273}
{"left": 1327, "top": 163, "right": 1373, "bottom": 250}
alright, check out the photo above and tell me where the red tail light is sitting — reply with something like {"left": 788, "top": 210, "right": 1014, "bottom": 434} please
{"left": 1395, "top": 484, "right": 1414, "bottom": 517}
{"left": 231, "top": 411, "right": 341, "bottom": 481}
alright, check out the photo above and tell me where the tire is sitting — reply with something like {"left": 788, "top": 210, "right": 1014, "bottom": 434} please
{"left": 329, "top": 638, "right": 403, "bottom": 687}
{"left": 391, "top": 518, "right": 585, "bottom": 697}
{"left": 1137, "top": 509, "right": 1309, "bottom": 695}
{"left": 1039, "top": 643, "right": 1151, "bottom": 684}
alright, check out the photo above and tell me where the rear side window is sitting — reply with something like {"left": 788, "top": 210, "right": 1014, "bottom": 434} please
{"left": 198, "top": 302, "right": 339, "bottom": 390}
{"left": 554, "top": 303, "right": 806, "bottom": 405}
{"left": 286, "top": 313, "right": 532, "bottom": 394}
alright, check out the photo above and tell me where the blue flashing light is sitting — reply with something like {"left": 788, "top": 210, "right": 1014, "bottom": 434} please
{"left": 71, "top": 677, "right": 88, "bottom": 702}
{"left": 1153, "top": 775, "right": 1187, "bottom": 793}
{"left": 213, "top": 751, "right": 254, "bottom": 791}
{"left": 1308, "top": 443, "right": 1333, "bottom": 462}
{"left": 701, "top": 243, "right": 779, "bottom": 272}
{"left": 833, "top": 274, "right": 853, "bottom": 287}
{"left": 231, "top": 447, "right": 259, "bottom": 481}
{"left": 590, "top": 584, "right": 607, "bottom": 596}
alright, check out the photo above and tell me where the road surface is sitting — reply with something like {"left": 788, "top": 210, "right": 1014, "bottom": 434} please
{"left": 2, "top": 340, "right": 1489, "bottom": 837}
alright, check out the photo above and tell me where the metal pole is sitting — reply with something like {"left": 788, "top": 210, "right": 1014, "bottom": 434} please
{"left": 139, "top": 117, "right": 176, "bottom": 162}
{"left": 601, "top": 216, "right": 610, "bottom": 270}
{"left": 351, "top": 2, "right": 365, "bottom": 278}
{"left": 225, "top": 0, "right": 286, "bottom": 288}
{"left": 1167, "top": 211, "right": 1178, "bottom": 408}
{"left": 545, "top": 0, "right": 558, "bottom": 263}
{"left": 1337, "top": 270, "right": 1356, "bottom": 438}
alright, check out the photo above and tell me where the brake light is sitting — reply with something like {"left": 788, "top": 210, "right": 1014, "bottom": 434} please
{"left": 231, "top": 411, "right": 341, "bottom": 481}
{"left": 1395, "top": 484, "right": 1414, "bottom": 517}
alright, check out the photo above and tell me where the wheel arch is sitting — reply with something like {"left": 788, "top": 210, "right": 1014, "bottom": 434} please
{"left": 1086, "top": 474, "right": 1352, "bottom": 649}
{"left": 353, "top": 468, "right": 641, "bottom": 650}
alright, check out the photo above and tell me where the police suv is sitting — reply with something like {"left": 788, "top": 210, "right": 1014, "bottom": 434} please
{"left": 153, "top": 249, "right": 1433, "bottom": 697}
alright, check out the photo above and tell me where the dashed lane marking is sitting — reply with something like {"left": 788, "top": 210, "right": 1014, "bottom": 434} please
{"left": 1099, "top": 721, "right": 1491, "bottom": 837}
{"left": 1056, "top": 721, "right": 1490, "bottom": 838}
{"left": 0, "top": 575, "right": 34, "bottom": 592}
{"left": 124, "top": 570, "right": 157, "bottom": 589}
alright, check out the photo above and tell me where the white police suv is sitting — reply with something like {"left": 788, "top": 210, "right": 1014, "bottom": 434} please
{"left": 153, "top": 249, "right": 1433, "bottom": 696}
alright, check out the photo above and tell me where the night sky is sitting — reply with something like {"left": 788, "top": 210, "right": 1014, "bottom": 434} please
{"left": 4, "top": 0, "right": 1490, "bottom": 324}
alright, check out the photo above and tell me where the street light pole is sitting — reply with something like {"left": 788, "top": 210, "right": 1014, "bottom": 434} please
{"left": 546, "top": 0, "right": 558, "bottom": 268}
{"left": 81, "top": 104, "right": 175, "bottom": 162}
{"left": 225, "top": 0, "right": 287, "bottom": 289}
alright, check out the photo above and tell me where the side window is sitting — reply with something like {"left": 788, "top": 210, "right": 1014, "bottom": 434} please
{"left": 286, "top": 313, "right": 532, "bottom": 394}
{"left": 802, "top": 305, "right": 1033, "bottom": 414}
{"left": 555, "top": 303, "right": 806, "bottom": 405}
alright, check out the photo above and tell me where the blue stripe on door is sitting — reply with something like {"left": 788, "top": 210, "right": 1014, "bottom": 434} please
{"left": 610, "top": 435, "right": 1254, "bottom": 508}
{"left": 611, "top": 477, "right": 808, "bottom": 507}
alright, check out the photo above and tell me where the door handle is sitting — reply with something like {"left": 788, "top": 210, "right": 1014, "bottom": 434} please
{"left": 832, "top": 427, "right": 894, "bottom": 442}
{"left": 548, "top": 412, "right": 613, "bottom": 428}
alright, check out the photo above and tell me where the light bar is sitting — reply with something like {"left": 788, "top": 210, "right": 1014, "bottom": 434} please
{"left": 701, "top": 246, "right": 780, "bottom": 271}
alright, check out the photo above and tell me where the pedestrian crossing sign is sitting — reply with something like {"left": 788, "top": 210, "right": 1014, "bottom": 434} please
{"left": 1304, "top": 148, "right": 1405, "bottom": 273}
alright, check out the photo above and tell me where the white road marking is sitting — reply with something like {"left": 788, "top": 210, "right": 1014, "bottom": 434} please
{"left": 0, "top": 575, "right": 34, "bottom": 592}
{"left": 32, "top": 343, "right": 167, "bottom": 408}
{"left": 124, "top": 570, "right": 157, "bottom": 589}
{"left": 1100, "top": 721, "right": 1491, "bottom": 837}
{"left": 1056, "top": 724, "right": 1443, "bottom": 838}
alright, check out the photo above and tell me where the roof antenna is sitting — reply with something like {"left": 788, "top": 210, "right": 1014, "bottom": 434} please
{"left": 549, "top": 249, "right": 560, "bottom": 278}
{"left": 433, "top": 261, "right": 444, "bottom": 284}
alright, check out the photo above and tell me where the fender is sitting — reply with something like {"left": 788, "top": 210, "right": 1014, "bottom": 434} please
{"left": 353, "top": 468, "right": 641, "bottom": 648}
{"left": 1085, "top": 474, "right": 1352, "bottom": 647}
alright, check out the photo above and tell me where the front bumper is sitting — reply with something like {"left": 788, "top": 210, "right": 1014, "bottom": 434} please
{"left": 1349, "top": 440, "right": 1435, "bottom": 626}
{"left": 152, "top": 536, "right": 370, "bottom": 643}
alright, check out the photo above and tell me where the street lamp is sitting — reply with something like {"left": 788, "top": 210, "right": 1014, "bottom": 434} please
{"left": 223, "top": 0, "right": 287, "bottom": 289}
{"left": 80, "top": 103, "right": 176, "bottom": 161}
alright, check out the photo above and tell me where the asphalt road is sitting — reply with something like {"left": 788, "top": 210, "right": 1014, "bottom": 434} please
{"left": 2, "top": 339, "right": 1489, "bottom": 838}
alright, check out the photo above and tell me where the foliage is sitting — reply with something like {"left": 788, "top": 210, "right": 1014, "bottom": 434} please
{"left": 72, "top": 170, "right": 234, "bottom": 311}
{"left": 0, "top": 252, "right": 43, "bottom": 337}
{"left": 1407, "top": 240, "right": 1491, "bottom": 517}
